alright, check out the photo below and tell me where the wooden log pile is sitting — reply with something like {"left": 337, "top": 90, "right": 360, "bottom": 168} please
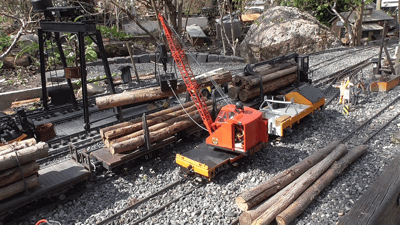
{"left": 229, "top": 60, "right": 298, "bottom": 102}
{"left": 236, "top": 142, "right": 368, "bottom": 225}
{"left": 0, "top": 139, "right": 49, "bottom": 201}
{"left": 100, "top": 100, "right": 217, "bottom": 155}
{"left": 96, "top": 68, "right": 231, "bottom": 110}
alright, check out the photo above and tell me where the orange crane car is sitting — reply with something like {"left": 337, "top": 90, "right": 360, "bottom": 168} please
{"left": 158, "top": 14, "right": 324, "bottom": 179}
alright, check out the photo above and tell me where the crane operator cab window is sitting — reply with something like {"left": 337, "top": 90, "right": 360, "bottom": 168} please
{"left": 216, "top": 110, "right": 227, "bottom": 123}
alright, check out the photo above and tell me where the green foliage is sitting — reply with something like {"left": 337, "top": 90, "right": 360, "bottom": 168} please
{"left": 98, "top": 25, "right": 133, "bottom": 40}
{"left": 0, "top": 61, "right": 3, "bottom": 69}
{"left": 278, "top": 0, "right": 372, "bottom": 26}
{"left": 0, "top": 32, "right": 12, "bottom": 52}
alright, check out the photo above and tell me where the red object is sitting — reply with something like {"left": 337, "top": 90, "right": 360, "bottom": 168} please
{"left": 158, "top": 14, "right": 268, "bottom": 154}
{"left": 158, "top": 14, "right": 214, "bottom": 134}
{"left": 36, "top": 219, "right": 48, "bottom": 225}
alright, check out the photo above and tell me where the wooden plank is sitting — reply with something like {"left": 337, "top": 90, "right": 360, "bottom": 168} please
{"left": 0, "top": 160, "right": 89, "bottom": 214}
{"left": 338, "top": 153, "right": 400, "bottom": 225}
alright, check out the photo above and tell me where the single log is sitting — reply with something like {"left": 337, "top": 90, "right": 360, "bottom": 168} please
{"left": 242, "top": 144, "right": 347, "bottom": 225}
{"left": 236, "top": 140, "right": 341, "bottom": 211}
{"left": 103, "top": 100, "right": 211, "bottom": 141}
{"left": 238, "top": 73, "right": 297, "bottom": 102}
{"left": 96, "top": 69, "right": 231, "bottom": 109}
{"left": 108, "top": 105, "right": 213, "bottom": 147}
{"left": 0, "top": 161, "right": 40, "bottom": 188}
{"left": 228, "top": 85, "right": 241, "bottom": 100}
{"left": 276, "top": 145, "right": 368, "bottom": 225}
{"left": 242, "top": 66, "right": 297, "bottom": 90}
{"left": 110, "top": 114, "right": 203, "bottom": 154}
{"left": 338, "top": 151, "right": 400, "bottom": 225}
{"left": 0, "top": 174, "right": 38, "bottom": 201}
{"left": 99, "top": 100, "right": 197, "bottom": 139}
{"left": 0, "top": 138, "right": 37, "bottom": 153}
{"left": 0, "top": 142, "right": 48, "bottom": 172}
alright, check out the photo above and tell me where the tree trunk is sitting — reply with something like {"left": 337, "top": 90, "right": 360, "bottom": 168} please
{"left": 108, "top": 105, "right": 213, "bottom": 147}
{"left": 238, "top": 73, "right": 297, "bottom": 102}
{"left": 242, "top": 144, "right": 348, "bottom": 225}
{"left": 104, "top": 101, "right": 211, "bottom": 142}
{"left": 0, "top": 174, "right": 38, "bottom": 201}
{"left": 242, "top": 66, "right": 298, "bottom": 90}
{"left": 395, "top": 0, "right": 400, "bottom": 75}
{"left": 0, "top": 161, "right": 40, "bottom": 188}
{"left": 228, "top": 85, "right": 241, "bottom": 100}
{"left": 353, "top": 1, "right": 364, "bottom": 46}
{"left": 110, "top": 114, "right": 203, "bottom": 154}
{"left": 0, "top": 138, "right": 37, "bottom": 153}
{"left": 236, "top": 141, "right": 341, "bottom": 211}
{"left": 0, "top": 142, "right": 48, "bottom": 172}
{"left": 276, "top": 145, "right": 367, "bottom": 225}
{"left": 96, "top": 69, "right": 232, "bottom": 109}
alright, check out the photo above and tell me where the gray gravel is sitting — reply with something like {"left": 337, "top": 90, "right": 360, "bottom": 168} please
{"left": 18, "top": 40, "right": 400, "bottom": 225}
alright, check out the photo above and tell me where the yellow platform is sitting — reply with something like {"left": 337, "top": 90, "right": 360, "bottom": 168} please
{"left": 370, "top": 75, "right": 400, "bottom": 92}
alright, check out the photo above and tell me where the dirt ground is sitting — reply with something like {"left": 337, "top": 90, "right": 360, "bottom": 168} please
{"left": 0, "top": 66, "right": 41, "bottom": 93}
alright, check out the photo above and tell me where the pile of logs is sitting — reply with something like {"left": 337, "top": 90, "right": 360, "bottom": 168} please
{"left": 100, "top": 100, "right": 217, "bottom": 155}
{"left": 229, "top": 60, "right": 298, "bottom": 102}
{"left": 0, "top": 139, "right": 49, "bottom": 201}
{"left": 236, "top": 141, "right": 368, "bottom": 225}
{"left": 96, "top": 68, "right": 232, "bottom": 110}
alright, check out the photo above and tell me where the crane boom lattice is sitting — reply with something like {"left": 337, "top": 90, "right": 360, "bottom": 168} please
{"left": 158, "top": 14, "right": 214, "bottom": 134}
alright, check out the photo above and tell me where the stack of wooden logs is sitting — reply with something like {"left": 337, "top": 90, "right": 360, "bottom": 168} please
{"left": 229, "top": 60, "right": 298, "bottom": 102}
{"left": 100, "top": 100, "right": 217, "bottom": 155}
{"left": 96, "top": 68, "right": 232, "bottom": 110}
{"left": 0, "top": 139, "right": 49, "bottom": 201}
{"left": 236, "top": 142, "right": 368, "bottom": 225}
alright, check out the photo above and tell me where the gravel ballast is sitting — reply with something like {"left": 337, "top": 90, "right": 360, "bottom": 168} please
{"left": 12, "top": 41, "right": 400, "bottom": 225}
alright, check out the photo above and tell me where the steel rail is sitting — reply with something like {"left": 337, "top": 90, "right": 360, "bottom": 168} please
{"left": 96, "top": 178, "right": 186, "bottom": 225}
{"left": 339, "top": 95, "right": 400, "bottom": 144}
{"left": 130, "top": 183, "right": 204, "bottom": 225}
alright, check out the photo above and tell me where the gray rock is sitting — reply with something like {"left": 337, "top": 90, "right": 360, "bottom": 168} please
{"left": 196, "top": 53, "right": 209, "bottom": 63}
{"left": 139, "top": 54, "right": 150, "bottom": 63}
{"left": 219, "top": 55, "right": 232, "bottom": 63}
{"left": 208, "top": 54, "right": 219, "bottom": 63}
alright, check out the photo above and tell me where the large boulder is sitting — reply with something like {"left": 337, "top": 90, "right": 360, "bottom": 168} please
{"left": 239, "top": 6, "right": 341, "bottom": 63}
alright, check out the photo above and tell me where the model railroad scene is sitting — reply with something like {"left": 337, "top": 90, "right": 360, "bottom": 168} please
{"left": 0, "top": 0, "right": 400, "bottom": 224}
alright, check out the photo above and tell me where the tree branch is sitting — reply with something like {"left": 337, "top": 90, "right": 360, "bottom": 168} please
{"left": 110, "top": 0, "right": 159, "bottom": 42}
{"left": 0, "top": 13, "right": 27, "bottom": 59}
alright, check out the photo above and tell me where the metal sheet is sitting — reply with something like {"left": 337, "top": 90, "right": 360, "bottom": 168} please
{"left": 186, "top": 25, "right": 207, "bottom": 38}
{"left": 297, "top": 84, "right": 325, "bottom": 104}
{"left": 180, "top": 142, "right": 240, "bottom": 169}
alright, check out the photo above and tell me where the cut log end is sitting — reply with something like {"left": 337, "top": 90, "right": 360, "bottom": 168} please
{"left": 235, "top": 197, "right": 249, "bottom": 211}
{"left": 239, "top": 212, "right": 254, "bottom": 225}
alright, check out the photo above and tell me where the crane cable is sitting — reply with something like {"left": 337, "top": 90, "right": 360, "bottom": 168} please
{"left": 167, "top": 80, "right": 208, "bottom": 132}
{"left": 167, "top": 23, "right": 232, "bottom": 107}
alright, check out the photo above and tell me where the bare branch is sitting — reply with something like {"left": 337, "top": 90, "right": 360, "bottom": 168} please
{"left": 0, "top": 13, "right": 27, "bottom": 59}
{"left": 110, "top": 0, "right": 159, "bottom": 42}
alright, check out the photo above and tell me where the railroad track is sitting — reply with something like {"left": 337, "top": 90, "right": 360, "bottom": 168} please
{"left": 95, "top": 177, "right": 204, "bottom": 225}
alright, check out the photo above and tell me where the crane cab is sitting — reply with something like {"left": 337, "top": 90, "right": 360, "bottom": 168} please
{"left": 206, "top": 103, "right": 268, "bottom": 155}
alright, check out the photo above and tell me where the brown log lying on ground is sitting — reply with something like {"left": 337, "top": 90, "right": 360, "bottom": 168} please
{"left": 0, "top": 174, "right": 38, "bottom": 201}
{"left": 236, "top": 140, "right": 341, "bottom": 211}
{"left": 238, "top": 73, "right": 297, "bottom": 102}
{"left": 242, "top": 66, "right": 297, "bottom": 90}
{"left": 0, "top": 142, "right": 48, "bottom": 172}
{"left": 103, "top": 100, "right": 212, "bottom": 142}
{"left": 0, "top": 138, "right": 37, "bottom": 154}
{"left": 110, "top": 114, "right": 203, "bottom": 154}
{"left": 99, "top": 100, "right": 198, "bottom": 139}
{"left": 276, "top": 145, "right": 368, "bottom": 225}
{"left": 241, "top": 144, "right": 348, "bottom": 225}
{"left": 108, "top": 105, "right": 213, "bottom": 147}
{"left": 0, "top": 161, "right": 40, "bottom": 188}
{"left": 228, "top": 85, "right": 241, "bottom": 100}
{"left": 96, "top": 68, "right": 232, "bottom": 110}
